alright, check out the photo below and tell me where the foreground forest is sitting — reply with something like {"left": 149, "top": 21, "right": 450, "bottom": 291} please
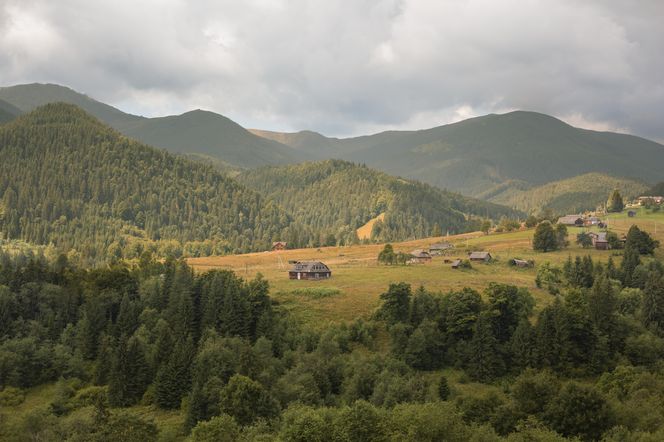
{"left": 1, "top": 225, "right": 663, "bottom": 441}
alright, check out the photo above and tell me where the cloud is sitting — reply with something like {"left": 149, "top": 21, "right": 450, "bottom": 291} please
{"left": 0, "top": 0, "right": 663, "bottom": 141}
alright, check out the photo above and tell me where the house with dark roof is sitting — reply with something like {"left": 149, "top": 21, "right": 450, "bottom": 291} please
{"left": 468, "top": 251, "right": 492, "bottom": 262}
{"left": 590, "top": 232, "right": 609, "bottom": 250}
{"left": 429, "top": 242, "right": 454, "bottom": 255}
{"left": 557, "top": 215, "right": 584, "bottom": 226}
{"left": 272, "top": 241, "right": 287, "bottom": 251}
{"left": 289, "top": 261, "right": 331, "bottom": 280}
{"left": 451, "top": 259, "right": 462, "bottom": 269}
{"left": 409, "top": 249, "right": 432, "bottom": 263}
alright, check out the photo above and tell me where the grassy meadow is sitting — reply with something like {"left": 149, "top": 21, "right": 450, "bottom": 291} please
{"left": 188, "top": 207, "right": 664, "bottom": 326}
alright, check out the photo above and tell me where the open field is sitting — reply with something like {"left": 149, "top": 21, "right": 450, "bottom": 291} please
{"left": 188, "top": 208, "right": 664, "bottom": 325}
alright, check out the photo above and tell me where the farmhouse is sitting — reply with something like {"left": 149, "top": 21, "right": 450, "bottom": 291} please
{"left": 584, "top": 217, "right": 602, "bottom": 226}
{"left": 638, "top": 196, "right": 664, "bottom": 205}
{"left": 589, "top": 232, "right": 609, "bottom": 250}
{"left": 409, "top": 249, "right": 432, "bottom": 263}
{"left": 429, "top": 242, "right": 454, "bottom": 255}
{"left": 272, "top": 241, "right": 287, "bottom": 251}
{"left": 469, "top": 251, "right": 492, "bottom": 262}
{"left": 557, "top": 215, "right": 584, "bottom": 226}
{"left": 289, "top": 261, "right": 331, "bottom": 280}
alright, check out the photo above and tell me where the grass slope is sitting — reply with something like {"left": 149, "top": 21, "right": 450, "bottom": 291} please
{"left": 252, "top": 111, "right": 664, "bottom": 197}
{"left": 189, "top": 207, "right": 664, "bottom": 326}
{"left": 487, "top": 173, "right": 649, "bottom": 214}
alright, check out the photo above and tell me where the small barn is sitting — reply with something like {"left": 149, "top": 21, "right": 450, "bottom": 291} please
{"left": 409, "top": 249, "right": 432, "bottom": 263}
{"left": 272, "top": 241, "right": 287, "bottom": 251}
{"left": 511, "top": 258, "right": 532, "bottom": 268}
{"left": 628, "top": 211, "right": 637, "bottom": 218}
{"left": 584, "top": 217, "right": 602, "bottom": 226}
{"left": 289, "top": 261, "right": 331, "bottom": 280}
{"left": 592, "top": 232, "right": 609, "bottom": 250}
{"left": 557, "top": 215, "right": 584, "bottom": 226}
{"left": 429, "top": 242, "right": 454, "bottom": 255}
{"left": 451, "top": 259, "right": 462, "bottom": 269}
{"left": 469, "top": 251, "right": 492, "bottom": 262}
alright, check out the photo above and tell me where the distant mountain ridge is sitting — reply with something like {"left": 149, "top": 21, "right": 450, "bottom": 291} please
{"left": 0, "top": 83, "right": 306, "bottom": 168}
{"left": 252, "top": 111, "right": 664, "bottom": 198}
{"left": 0, "top": 99, "right": 21, "bottom": 124}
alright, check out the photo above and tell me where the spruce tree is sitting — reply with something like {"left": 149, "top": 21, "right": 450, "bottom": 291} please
{"left": 607, "top": 189, "right": 624, "bottom": 213}
{"left": 155, "top": 336, "right": 194, "bottom": 409}
{"left": 466, "top": 313, "right": 504, "bottom": 381}
{"left": 642, "top": 273, "right": 664, "bottom": 333}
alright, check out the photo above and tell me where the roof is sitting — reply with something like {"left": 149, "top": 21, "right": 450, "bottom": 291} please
{"left": 451, "top": 259, "right": 462, "bottom": 267}
{"left": 410, "top": 249, "right": 432, "bottom": 258}
{"left": 469, "top": 251, "right": 491, "bottom": 260}
{"left": 595, "top": 232, "right": 608, "bottom": 242}
{"left": 290, "top": 261, "right": 330, "bottom": 272}
{"left": 513, "top": 258, "right": 529, "bottom": 265}
{"left": 557, "top": 215, "right": 584, "bottom": 225}
{"left": 272, "top": 241, "right": 287, "bottom": 246}
{"left": 429, "top": 242, "right": 453, "bottom": 250}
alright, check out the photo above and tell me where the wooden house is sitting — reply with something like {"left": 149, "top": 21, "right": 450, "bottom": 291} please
{"left": 557, "top": 215, "right": 584, "bottom": 226}
{"left": 511, "top": 258, "right": 532, "bottom": 268}
{"left": 429, "top": 242, "right": 454, "bottom": 255}
{"left": 591, "top": 232, "right": 609, "bottom": 250}
{"left": 451, "top": 259, "right": 462, "bottom": 269}
{"left": 628, "top": 211, "right": 637, "bottom": 218}
{"left": 409, "top": 249, "right": 432, "bottom": 263}
{"left": 289, "top": 261, "right": 331, "bottom": 280}
{"left": 468, "top": 251, "right": 492, "bottom": 262}
{"left": 272, "top": 241, "right": 287, "bottom": 251}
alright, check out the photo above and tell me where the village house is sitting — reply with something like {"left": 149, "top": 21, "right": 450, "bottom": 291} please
{"left": 588, "top": 232, "right": 609, "bottom": 250}
{"left": 409, "top": 249, "right": 432, "bottom": 263}
{"left": 557, "top": 215, "right": 584, "bottom": 226}
{"left": 272, "top": 241, "right": 287, "bottom": 251}
{"left": 584, "top": 216, "right": 602, "bottom": 226}
{"left": 451, "top": 259, "right": 462, "bottom": 269}
{"left": 511, "top": 258, "right": 532, "bottom": 268}
{"left": 429, "top": 242, "right": 454, "bottom": 256}
{"left": 468, "top": 251, "right": 492, "bottom": 262}
{"left": 289, "top": 261, "right": 331, "bottom": 280}
{"left": 638, "top": 196, "right": 664, "bottom": 205}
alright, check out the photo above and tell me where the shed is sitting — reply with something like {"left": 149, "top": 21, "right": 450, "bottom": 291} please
{"left": 627, "top": 211, "right": 637, "bottom": 218}
{"left": 409, "top": 249, "right": 432, "bottom": 263}
{"left": 512, "top": 258, "right": 532, "bottom": 268}
{"left": 429, "top": 242, "right": 454, "bottom": 255}
{"left": 272, "top": 241, "right": 287, "bottom": 251}
{"left": 468, "top": 251, "right": 492, "bottom": 262}
{"left": 451, "top": 259, "right": 462, "bottom": 269}
{"left": 593, "top": 232, "right": 609, "bottom": 250}
{"left": 289, "top": 261, "right": 331, "bottom": 280}
{"left": 557, "top": 215, "right": 584, "bottom": 226}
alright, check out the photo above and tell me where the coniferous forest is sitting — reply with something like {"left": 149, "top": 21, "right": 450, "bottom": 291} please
{"left": 1, "top": 226, "right": 664, "bottom": 441}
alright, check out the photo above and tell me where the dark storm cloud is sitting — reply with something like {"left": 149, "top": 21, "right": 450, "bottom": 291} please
{"left": 0, "top": 0, "right": 662, "bottom": 141}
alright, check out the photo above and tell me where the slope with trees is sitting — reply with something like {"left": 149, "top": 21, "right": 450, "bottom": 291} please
{"left": 0, "top": 103, "right": 307, "bottom": 263}
{"left": 237, "top": 159, "right": 521, "bottom": 244}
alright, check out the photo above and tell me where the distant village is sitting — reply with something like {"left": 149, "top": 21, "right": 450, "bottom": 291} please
{"left": 277, "top": 193, "right": 663, "bottom": 280}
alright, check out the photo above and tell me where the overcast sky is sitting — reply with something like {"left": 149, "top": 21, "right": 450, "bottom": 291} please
{"left": 1, "top": 0, "right": 663, "bottom": 141}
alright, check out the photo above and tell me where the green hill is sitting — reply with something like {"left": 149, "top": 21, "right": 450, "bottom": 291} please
{"left": 237, "top": 159, "right": 521, "bottom": 243}
{"left": 645, "top": 182, "right": 664, "bottom": 196}
{"left": 0, "top": 103, "right": 306, "bottom": 263}
{"left": 487, "top": 173, "right": 648, "bottom": 214}
{"left": 0, "top": 99, "right": 21, "bottom": 124}
{"left": 121, "top": 110, "right": 312, "bottom": 168}
{"left": 253, "top": 111, "right": 664, "bottom": 197}
{"left": 0, "top": 83, "right": 305, "bottom": 168}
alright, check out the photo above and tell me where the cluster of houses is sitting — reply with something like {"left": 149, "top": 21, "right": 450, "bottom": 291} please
{"left": 557, "top": 215, "right": 605, "bottom": 227}
{"left": 637, "top": 196, "right": 663, "bottom": 205}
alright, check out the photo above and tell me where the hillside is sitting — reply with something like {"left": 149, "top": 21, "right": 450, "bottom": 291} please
{"left": 0, "top": 99, "right": 21, "bottom": 124}
{"left": 253, "top": 111, "right": 664, "bottom": 197}
{"left": 237, "top": 159, "right": 521, "bottom": 244}
{"left": 121, "top": 110, "right": 311, "bottom": 168}
{"left": 486, "top": 173, "right": 649, "bottom": 214}
{"left": 0, "top": 103, "right": 307, "bottom": 263}
{"left": 0, "top": 83, "right": 305, "bottom": 169}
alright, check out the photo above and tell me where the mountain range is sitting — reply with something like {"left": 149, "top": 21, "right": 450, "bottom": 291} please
{"left": 1, "top": 82, "right": 662, "bottom": 214}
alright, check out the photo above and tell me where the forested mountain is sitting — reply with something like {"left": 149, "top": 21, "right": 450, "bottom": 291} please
{"left": 253, "top": 111, "right": 664, "bottom": 197}
{"left": 238, "top": 160, "right": 521, "bottom": 243}
{"left": 0, "top": 99, "right": 21, "bottom": 124}
{"left": 645, "top": 182, "right": 664, "bottom": 196}
{"left": 0, "top": 83, "right": 304, "bottom": 169}
{"left": 119, "top": 110, "right": 310, "bottom": 168}
{"left": 486, "top": 173, "right": 648, "bottom": 214}
{"left": 0, "top": 103, "right": 308, "bottom": 263}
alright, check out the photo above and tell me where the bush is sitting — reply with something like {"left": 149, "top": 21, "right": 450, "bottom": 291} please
{"left": 288, "top": 287, "right": 340, "bottom": 299}
{"left": 0, "top": 386, "right": 25, "bottom": 406}
{"left": 190, "top": 414, "right": 240, "bottom": 442}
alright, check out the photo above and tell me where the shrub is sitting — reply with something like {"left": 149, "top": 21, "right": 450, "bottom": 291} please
{"left": 0, "top": 386, "right": 25, "bottom": 406}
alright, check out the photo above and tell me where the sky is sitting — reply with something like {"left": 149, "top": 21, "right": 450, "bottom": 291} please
{"left": 1, "top": 0, "right": 663, "bottom": 141}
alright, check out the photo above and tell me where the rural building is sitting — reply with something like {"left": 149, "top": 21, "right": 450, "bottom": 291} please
{"left": 557, "top": 215, "right": 584, "bottom": 226}
{"left": 468, "top": 251, "right": 492, "bottom": 262}
{"left": 638, "top": 196, "right": 664, "bottom": 205}
{"left": 429, "top": 242, "right": 454, "bottom": 255}
{"left": 272, "top": 241, "right": 287, "bottom": 251}
{"left": 511, "top": 258, "right": 532, "bottom": 268}
{"left": 409, "top": 249, "right": 432, "bottom": 263}
{"left": 589, "top": 232, "right": 609, "bottom": 250}
{"left": 628, "top": 210, "right": 637, "bottom": 218}
{"left": 451, "top": 259, "right": 462, "bottom": 269}
{"left": 584, "top": 217, "right": 602, "bottom": 226}
{"left": 289, "top": 261, "right": 331, "bottom": 280}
